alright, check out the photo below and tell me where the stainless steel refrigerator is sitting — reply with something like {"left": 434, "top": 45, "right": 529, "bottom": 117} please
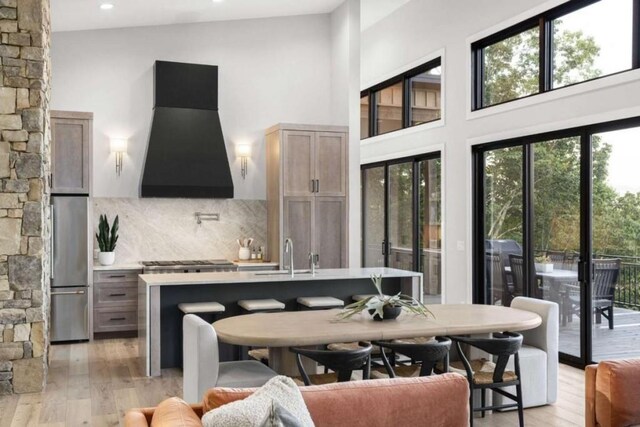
{"left": 50, "top": 196, "right": 90, "bottom": 342}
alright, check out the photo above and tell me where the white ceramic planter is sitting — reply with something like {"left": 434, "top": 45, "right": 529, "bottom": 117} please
{"left": 535, "top": 263, "right": 554, "bottom": 273}
{"left": 98, "top": 251, "right": 116, "bottom": 266}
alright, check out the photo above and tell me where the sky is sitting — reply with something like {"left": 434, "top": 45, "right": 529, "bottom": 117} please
{"left": 560, "top": 0, "right": 639, "bottom": 195}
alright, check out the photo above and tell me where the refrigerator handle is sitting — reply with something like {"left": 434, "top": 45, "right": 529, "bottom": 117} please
{"left": 50, "top": 204, "right": 54, "bottom": 280}
{"left": 51, "top": 290, "right": 86, "bottom": 296}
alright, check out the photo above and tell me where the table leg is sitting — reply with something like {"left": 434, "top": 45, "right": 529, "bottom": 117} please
{"left": 268, "top": 347, "right": 317, "bottom": 377}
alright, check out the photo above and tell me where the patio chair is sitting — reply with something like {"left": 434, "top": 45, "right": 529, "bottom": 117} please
{"left": 564, "top": 259, "right": 620, "bottom": 329}
{"left": 508, "top": 255, "right": 526, "bottom": 305}
{"left": 546, "top": 251, "right": 566, "bottom": 270}
{"left": 486, "top": 253, "right": 510, "bottom": 305}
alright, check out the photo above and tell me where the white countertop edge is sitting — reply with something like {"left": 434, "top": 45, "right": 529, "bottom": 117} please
{"left": 139, "top": 267, "right": 421, "bottom": 287}
{"left": 93, "top": 263, "right": 143, "bottom": 271}
{"left": 233, "top": 261, "right": 279, "bottom": 267}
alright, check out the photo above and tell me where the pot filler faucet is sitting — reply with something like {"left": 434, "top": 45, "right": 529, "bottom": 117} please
{"left": 284, "top": 238, "right": 294, "bottom": 278}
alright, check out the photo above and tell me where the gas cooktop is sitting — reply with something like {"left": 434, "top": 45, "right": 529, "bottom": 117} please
{"left": 141, "top": 259, "right": 234, "bottom": 267}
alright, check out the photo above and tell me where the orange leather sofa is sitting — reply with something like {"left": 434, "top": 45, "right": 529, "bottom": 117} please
{"left": 125, "top": 374, "right": 470, "bottom": 427}
{"left": 586, "top": 359, "right": 640, "bottom": 427}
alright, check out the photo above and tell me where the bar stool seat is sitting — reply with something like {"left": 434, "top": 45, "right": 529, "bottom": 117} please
{"left": 352, "top": 294, "right": 388, "bottom": 302}
{"left": 178, "top": 302, "right": 225, "bottom": 315}
{"left": 238, "top": 299, "right": 285, "bottom": 312}
{"left": 297, "top": 296, "right": 344, "bottom": 309}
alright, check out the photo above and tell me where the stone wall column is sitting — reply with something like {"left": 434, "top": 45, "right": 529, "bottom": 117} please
{"left": 0, "top": 0, "right": 50, "bottom": 395}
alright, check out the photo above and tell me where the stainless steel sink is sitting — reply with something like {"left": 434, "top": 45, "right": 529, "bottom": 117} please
{"left": 254, "top": 270, "right": 312, "bottom": 276}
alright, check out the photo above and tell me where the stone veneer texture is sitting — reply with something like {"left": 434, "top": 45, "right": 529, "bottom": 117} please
{"left": 0, "top": 0, "right": 51, "bottom": 395}
{"left": 93, "top": 198, "right": 267, "bottom": 263}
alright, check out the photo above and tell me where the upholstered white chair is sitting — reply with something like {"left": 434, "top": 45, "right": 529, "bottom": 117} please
{"left": 494, "top": 297, "right": 559, "bottom": 409}
{"left": 182, "top": 314, "right": 278, "bottom": 403}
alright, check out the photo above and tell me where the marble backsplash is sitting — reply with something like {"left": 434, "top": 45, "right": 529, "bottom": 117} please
{"left": 92, "top": 198, "right": 267, "bottom": 263}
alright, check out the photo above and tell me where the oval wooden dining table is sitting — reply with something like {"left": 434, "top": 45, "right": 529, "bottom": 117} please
{"left": 213, "top": 304, "right": 542, "bottom": 376}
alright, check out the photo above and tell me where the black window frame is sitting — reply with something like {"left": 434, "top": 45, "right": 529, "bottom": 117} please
{"left": 471, "top": 114, "right": 640, "bottom": 368}
{"left": 472, "top": 0, "right": 640, "bottom": 111}
{"left": 361, "top": 57, "right": 442, "bottom": 140}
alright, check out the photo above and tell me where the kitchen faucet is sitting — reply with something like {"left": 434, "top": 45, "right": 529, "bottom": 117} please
{"left": 284, "top": 238, "right": 294, "bottom": 278}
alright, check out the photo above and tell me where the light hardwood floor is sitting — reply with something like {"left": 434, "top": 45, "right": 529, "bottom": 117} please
{"left": 0, "top": 338, "right": 584, "bottom": 426}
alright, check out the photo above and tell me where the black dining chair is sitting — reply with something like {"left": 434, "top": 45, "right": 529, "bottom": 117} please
{"left": 371, "top": 336, "right": 451, "bottom": 378}
{"left": 289, "top": 342, "right": 372, "bottom": 386}
{"left": 565, "top": 258, "right": 620, "bottom": 329}
{"left": 449, "top": 332, "right": 524, "bottom": 427}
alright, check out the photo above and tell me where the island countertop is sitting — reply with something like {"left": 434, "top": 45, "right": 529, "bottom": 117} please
{"left": 139, "top": 267, "right": 421, "bottom": 287}
{"left": 138, "top": 267, "right": 423, "bottom": 376}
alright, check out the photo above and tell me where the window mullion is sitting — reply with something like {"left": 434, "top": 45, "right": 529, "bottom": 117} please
{"left": 633, "top": 0, "right": 640, "bottom": 68}
{"left": 539, "top": 17, "right": 552, "bottom": 93}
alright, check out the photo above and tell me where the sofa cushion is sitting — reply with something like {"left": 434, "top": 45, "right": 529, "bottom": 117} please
{"left": 595, "top": 359, "right": 640, "bottom": 427}
{"left": 201, "top": 376, "right": 314, "bottom": 427}
{"left": 203, "top": 374, "right": 469, "bottom": 427}
{"left": 150, "top": 397, "right": 202, "bottom": 427}
{"left": 259, "top": 401, "right": 306, "bottom": 427}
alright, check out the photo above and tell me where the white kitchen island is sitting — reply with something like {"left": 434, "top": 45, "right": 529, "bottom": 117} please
{"left": 138, "top": 268, "right": 422, "bottom": 376}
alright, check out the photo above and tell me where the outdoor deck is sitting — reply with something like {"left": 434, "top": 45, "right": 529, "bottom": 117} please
{"left": 559, "top": 306, "right": 640, "bottom": 360}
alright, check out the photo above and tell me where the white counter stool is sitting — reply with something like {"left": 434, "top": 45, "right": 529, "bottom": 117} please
{"left": 297, "top": 296, "right": 344, "bottom": 311}
{"left": 237, "top": 299, "right": 286, "bottom": 363}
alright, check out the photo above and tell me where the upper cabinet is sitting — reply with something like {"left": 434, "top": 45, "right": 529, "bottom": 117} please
{"left": 282, "top": 130, "right": 347, "bottom": 198}
{"left": 51, "top": 111, "right": 92, "bottom": 195}
{"left": 266, "top": 124, "right": 349, "bottom": 269}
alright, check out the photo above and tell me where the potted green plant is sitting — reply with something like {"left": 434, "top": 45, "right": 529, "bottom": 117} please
{"left": 96, "top": 214, "right": 119, "bottom": 266}
{"left": 336, "top": 274, "right": 434, "bottom": 321}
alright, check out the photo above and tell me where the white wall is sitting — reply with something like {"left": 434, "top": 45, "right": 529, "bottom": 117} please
{"left": 51, "top": 14, "right": 334, "bottom": 199}
{"left": 361, "top": 0, "right": 640, "bottom": 304}
{"left": 330, "top": 0, "right": 361, "bottom": 267}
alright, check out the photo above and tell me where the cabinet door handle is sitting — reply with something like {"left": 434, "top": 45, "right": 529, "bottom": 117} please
{"left": 316, "top": 179, "right": 320, "bottom": 193}
{"left": 108, "top": 293, "right": 126, "bottom": 297}
{"left": 311, "top": 179, "right": 315, "bottom": 193}
{"left": 109, "top": 317, "right": 126, "bottom": 321}
{"left": 108, "top": 275, "right": 126, "bottom": 278}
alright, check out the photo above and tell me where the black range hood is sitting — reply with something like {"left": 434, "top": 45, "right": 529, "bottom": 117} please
{"left": 141, "top": 60, "right": 234, "bottom": 198}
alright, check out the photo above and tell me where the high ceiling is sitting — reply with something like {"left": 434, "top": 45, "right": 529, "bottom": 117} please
{"left": 51, "top": 0, "right": 412, "bottom": 32}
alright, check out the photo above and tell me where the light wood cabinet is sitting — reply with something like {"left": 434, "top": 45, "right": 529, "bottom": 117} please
{"left": 93, "top": 269, "right": 140, "bottom": 336}
{"left": 51, "top": 111, "right": 92, "bottom": 195}
{"left": 267, "top": 124, "right": 348, "bottom": 270}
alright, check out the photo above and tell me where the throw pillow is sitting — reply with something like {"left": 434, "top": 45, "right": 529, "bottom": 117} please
{"left": 259, "top": 401, "right": 306, "bottom": 427}
{"left": 201, "top": 376, "right": 314, "bottom": 427}
{"left": 150, "top": 397, "right": 202, "bottom": 427}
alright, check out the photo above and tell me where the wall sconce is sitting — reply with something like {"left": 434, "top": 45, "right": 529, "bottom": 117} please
{"left": 110, "top": 138, "right": 127, "bottom": 176}
{"left": 236, "top": 144, "right": 251, "bottom": 180}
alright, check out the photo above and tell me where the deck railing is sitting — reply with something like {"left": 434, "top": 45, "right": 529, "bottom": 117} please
{"left": 607, "top": 254, "right": 640, "bottom": 310}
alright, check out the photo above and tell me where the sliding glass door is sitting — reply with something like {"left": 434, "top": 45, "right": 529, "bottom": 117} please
{"left": 362, "top": 152, "right": 442, "bottom": 303}
{"left": 474, "top": 117, "right": 640, "bottom": 366}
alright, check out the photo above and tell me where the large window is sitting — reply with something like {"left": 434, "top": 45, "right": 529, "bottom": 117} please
{"left": 362, "top": 152, "right": 442, "bottom": 303}
{"left": 361, "top": 57, "right": 442, "bottom": 139}
{"left": 473, "top": 116, "right": 640, "bottom": 367}
{"left": 473, "top": 0, "right": 639, "bottom": 110}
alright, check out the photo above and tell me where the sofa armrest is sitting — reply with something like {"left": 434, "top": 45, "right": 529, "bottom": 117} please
{"left": 585, "top": 364, "right": 597, "bottom": 427}
{"left": 124, "top": 405, "right": 204, "bottom": 427}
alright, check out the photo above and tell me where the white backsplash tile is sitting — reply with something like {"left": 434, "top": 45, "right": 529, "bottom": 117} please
{"left": 93, "top": 198, "right": 266, "bottom": 263}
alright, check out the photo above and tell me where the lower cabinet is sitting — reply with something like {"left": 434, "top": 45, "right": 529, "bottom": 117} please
{"left": 93, "top": 269, "right": 141, "bottom": 337}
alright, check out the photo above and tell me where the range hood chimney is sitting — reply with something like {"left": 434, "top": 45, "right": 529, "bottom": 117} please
{"left": 141, "top": 61, "right": 234, "bottom": 198}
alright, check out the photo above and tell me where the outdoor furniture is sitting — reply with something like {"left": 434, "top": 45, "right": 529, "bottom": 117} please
{"left": 182, "top": 314, "right": 278, "bottom": 403}
{"left": 565, "top": 259, "right": 620, "bottom": 329}
{"left": 289, "top": 342, "right": 372, "bottom": 385}
{"left": 487, "top": 253, "right": 510, "bottom": 305}
{"left": 450, "top": 332, "right": 525, "bottom": 427}
{"left": 371, "top": 336, "right": 451, "bottom": 378}
{"left": 546, "top": 250, "right": 566, "bottom": 270}
{"left": 508, "top": 255, "right": 526, "bottom": 305}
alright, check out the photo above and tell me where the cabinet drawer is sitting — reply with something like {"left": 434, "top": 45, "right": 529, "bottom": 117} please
{"left": 94, "top": 308, "right": 137, "bottom": 333}
{"left": 94, "top": 270, "right": 141, "bottom": 283}
{"left": 94, "top": 283, "right": 137, "bottom": 306}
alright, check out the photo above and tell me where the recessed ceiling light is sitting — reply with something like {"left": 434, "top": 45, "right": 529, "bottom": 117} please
{"left": 100, "top": 3, "right": 114, "bottom": 10}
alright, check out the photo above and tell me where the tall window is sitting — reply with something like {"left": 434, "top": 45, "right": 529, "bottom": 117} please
{"left": 473, "top": 0, "right": 639, "bottom": 110}
{"left": 361, "top": 57, "right": 442, "bottom": 139}
{"left": 362, "top": 152, "right": 442, "bottom": 303}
